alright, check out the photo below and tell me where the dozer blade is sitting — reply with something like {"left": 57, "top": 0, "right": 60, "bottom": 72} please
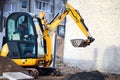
{"left": 70, "top": 39, "right": 88, "bottom": 47}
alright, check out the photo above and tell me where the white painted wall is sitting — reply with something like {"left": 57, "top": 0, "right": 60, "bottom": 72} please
{"left": 64, "top": 0, "right": 120, "bottom": 74}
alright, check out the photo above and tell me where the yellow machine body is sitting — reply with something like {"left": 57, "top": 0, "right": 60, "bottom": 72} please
{"left": 0, "top": 3, "right": 94, "bottom": 68}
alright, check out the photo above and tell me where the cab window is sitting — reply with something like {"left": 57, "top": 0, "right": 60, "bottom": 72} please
{"left": 7, "top": 13, "right": 36, "bottom": 58}
{"left": 7, "top": 15, "right": 35, "bottom": 41}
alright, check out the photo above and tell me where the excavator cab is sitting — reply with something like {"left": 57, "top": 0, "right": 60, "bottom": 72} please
{"left": 6, "top": 13, "right": 36, "bottom": 58}
{"left": 1, "top": 12, "right": 46, "bottom": 66}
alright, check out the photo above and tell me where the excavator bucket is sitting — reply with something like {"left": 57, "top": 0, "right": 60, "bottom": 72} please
{"left": 70, "top": 39, "right": 88, "bottom": 47}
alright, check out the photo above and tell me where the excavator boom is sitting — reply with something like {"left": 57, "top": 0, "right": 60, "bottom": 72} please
{"left": 42, "top": 3, "right": 94, "bottom": 47}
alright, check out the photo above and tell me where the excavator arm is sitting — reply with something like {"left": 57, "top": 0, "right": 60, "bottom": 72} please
{"left": 66, "top": 3, "right": 95, "bottom": 47}
{"left": 42, "top": 3, "right": 94, "bottom": 48}
{"left": 39, "top": 3, "right": 94, "bottom": 67}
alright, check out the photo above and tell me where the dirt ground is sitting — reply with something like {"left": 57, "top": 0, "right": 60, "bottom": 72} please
{"left": 0, "top": 56, "right": 28, "bottom": 76}
{"left": 0, "top": 38, "right": 120, "bottom": 80}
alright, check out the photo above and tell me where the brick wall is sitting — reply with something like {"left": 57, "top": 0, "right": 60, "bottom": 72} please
{"left": 64, "top": 0, "right": 120, "bottom": 74}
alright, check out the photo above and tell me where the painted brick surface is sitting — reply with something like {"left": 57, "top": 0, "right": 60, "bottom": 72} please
{"left": 64, "top": 0, "right": 120, "bottom": 74}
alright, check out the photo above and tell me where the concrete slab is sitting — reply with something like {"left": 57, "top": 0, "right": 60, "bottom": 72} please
{"left": 3, "top": 72, "right": 34, "bottom": 80}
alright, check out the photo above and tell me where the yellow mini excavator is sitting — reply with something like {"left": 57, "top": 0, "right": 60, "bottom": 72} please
{"left": 0, "top": 3, "right": 94, "bottom": 75}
